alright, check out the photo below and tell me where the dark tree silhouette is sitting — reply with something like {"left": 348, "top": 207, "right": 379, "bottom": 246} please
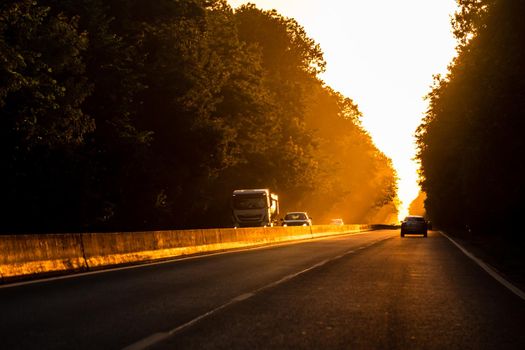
{"left": 417, "top": 0, "right": 525, "bottom": 241}
{"left": 1, "top": 0, "right": 398, "bottom": 233}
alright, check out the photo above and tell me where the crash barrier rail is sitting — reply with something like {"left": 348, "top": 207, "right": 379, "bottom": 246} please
{"left": 0, "top": 224, "right": 373, "bottom": 283}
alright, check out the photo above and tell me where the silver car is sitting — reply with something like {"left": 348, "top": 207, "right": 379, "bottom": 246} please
{"left": 282, "top": 212, "right": 312, "bottom": 226}
{"left": 330, "top": 218, "right": 344, "bottom": 225}
{"left": 401, "top": 215, "right": 428, "bottom": 237}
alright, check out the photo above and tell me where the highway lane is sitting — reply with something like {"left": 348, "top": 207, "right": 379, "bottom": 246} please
{"left": 0, "top": 230, "right": 393, "bottom": 349}
{"left": 1, "top": 230, "right": 524, "bottom": 349}
{"left": 150, "top": 230, "right": 525, "bottom": 350}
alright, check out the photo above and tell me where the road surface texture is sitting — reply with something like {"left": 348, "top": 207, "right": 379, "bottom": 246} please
{"left": 1, "top": 230, "right": 524, "bottom": 349}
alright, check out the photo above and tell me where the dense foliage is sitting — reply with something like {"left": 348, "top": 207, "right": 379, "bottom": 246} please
{"left": 417, "top": 0, "right": 525, "bottom": 236}
{"left": 1, "top": 0, "right": 397, "bottom": 232}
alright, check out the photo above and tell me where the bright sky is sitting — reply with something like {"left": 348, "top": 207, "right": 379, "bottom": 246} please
{"left": 228, "top": 0, "right": 458, "bottom": 220}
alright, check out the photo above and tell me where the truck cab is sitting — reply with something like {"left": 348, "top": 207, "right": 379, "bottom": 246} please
{"left": 232, "top": 189, "right": 279, "bottom": 227}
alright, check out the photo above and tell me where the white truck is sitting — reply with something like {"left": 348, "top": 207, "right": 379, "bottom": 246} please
{"left": 231, "top": 189, "right": 279, "bottom": 227}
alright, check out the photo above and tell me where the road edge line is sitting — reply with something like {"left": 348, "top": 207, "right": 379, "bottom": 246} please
{"left": 440, "top": 230, "right": 525, "bottom": 301}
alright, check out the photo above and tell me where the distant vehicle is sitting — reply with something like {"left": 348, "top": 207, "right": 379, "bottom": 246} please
{"left": 330, "top": 218, "right": 344, "bottom": 225}
{"left": 400, "top": 215, "right": 428, "bottom": 237}
{"left": 282, "top": 212, "right": 312, "bottom": 227}
{"left": 231, "top": 189, "right": 279, "bottom": 227}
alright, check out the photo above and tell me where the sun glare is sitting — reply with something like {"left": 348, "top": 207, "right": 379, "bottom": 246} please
{"left": 228, "top": 0, "right": 458, "bottom": 222}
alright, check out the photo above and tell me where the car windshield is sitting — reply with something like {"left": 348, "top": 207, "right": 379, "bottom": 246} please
{"left": 405, "top": 216, "right": 425, "bottom": 222}
{"left": 285, "top": 213, "right": 306, "bottom": 220}
{"left": 233, "top": 195, "right": 267, "bottom": 209}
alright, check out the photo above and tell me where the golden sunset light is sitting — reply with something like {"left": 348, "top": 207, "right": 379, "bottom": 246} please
{"left": 4, "top": 1, "right": 524, "bottom": 347}
{"left": 228, "top": 0, "right": 458, "bottom": 220}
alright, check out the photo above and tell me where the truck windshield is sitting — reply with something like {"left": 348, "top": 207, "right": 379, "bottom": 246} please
{"left": 232, "top": 195, "right": 267, "bottom": 209}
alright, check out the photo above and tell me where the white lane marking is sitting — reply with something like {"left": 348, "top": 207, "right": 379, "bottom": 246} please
{"left": 0, "top": 230, "right": 378, "bottom": 290}
{"left": 440, "top": 231, "right": 525, "bottom": 301}
{"left": 232, "top": 293, "right": 254, "bottom": 302}
{"left": 122, "top": 235, "right": 393, "bottom": 350}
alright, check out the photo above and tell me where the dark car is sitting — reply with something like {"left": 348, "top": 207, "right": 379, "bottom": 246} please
{"left": 401, "top": 215, "right": 428, "bottom": 237}
{"left": 282, "top": 212, "right": 312, "bottom": 226}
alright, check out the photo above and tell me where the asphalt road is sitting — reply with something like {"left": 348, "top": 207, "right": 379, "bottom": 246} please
{"left": 1, "top": 230, "right": 524, "bottom": 349}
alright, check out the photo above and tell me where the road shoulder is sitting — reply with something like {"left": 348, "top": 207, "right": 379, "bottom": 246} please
{"left": 440, "top": 229, "right": 525, "bottom": 298}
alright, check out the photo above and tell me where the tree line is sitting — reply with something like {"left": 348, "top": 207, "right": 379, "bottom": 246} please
{"left": 1, "top": 0, "right": 397, "bottom": 233}
{"left": 417, "top": 0, "right": 524, "bottom": 239}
